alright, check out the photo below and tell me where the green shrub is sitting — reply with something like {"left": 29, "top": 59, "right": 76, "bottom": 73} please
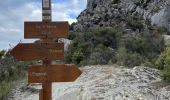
{"left": 66, "top": 26, "right": 165, "bottom": 67}
{"left": 0, "top": 50, "right": 5, "bottom": 59}
{"left": 156, "top": 26, "right": 169, "bottom": 35}
{"left": 89, "top": 44, "right": 114, "bottom": 65}
{"left": 65, "top": 28, "right": 121, "bottom": 66}
{"left": 116, "top": 47, "right": 144, "bottom": 67}
{"left": 0, "top": 81, "right": 12, "bottom": 100}
{"left": 156, "top": 39, "right": 170, "bottom": 82}
{"left": 0, "top": 51, "right": 31, "bottom": 98}
{"left": 161, "top": 47, "right": 170, "bottom": 82}
{"left": 155, "top": 53, "right": 166, "bottom": 70}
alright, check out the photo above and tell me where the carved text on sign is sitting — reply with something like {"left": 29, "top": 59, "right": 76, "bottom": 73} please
{"left": 36, "top": 25, "right": 58, "bottom": 29}
{"left": 32, "top": 72, "right": 47, "bottom": 77}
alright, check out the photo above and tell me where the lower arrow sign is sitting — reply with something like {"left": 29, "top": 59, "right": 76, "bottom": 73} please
{"left": 28, "top": 64, "right": 82, "bottom": 83}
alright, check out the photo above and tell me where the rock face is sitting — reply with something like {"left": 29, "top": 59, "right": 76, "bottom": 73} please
{"left": 9, "top": 65, "right": 170, "bottom": 100}
{"left": 74, "top": 0, "right": 170, "bottom": 31}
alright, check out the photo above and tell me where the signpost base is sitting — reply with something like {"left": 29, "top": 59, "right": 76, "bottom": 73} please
{"left": 40, "top": 83, "right": 52, "bottom": 100}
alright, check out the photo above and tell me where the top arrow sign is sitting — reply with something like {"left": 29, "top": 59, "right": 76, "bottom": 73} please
{"left": 24, "top": 21, "right": 69, "bottom": 39}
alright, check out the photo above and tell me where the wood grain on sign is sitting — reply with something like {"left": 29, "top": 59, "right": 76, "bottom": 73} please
{"left": 24, "top": 22, "right": 69, "bottom": 38}
{"left": 28, "top": 64, "right": 82, "bottom": 83}
{"left": 39, "top": 89, "right": 43, "bottom": 100}
{"left": 10, "top": 43, "right": 64, "bottom": 61}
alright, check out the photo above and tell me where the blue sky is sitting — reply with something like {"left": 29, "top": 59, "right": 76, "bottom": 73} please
{"left": 0, "top": 0, "right": 87, "bottom": 50}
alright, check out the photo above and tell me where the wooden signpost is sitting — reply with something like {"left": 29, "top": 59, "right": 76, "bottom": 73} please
{"left": 10, "top": 0, "right": 82, "bottom": 100}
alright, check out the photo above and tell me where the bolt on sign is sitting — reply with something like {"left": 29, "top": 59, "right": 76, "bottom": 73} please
{"left": 10, "top": 0, "right": 82, "bottom": 100}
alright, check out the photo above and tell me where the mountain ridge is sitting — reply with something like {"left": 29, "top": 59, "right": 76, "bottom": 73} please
{"left": 73, "top": 0, "right": 170, "bottom": 32}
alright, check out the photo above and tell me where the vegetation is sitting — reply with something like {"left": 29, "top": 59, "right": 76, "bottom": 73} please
{"left": 66, "top": 25, "right": 165, "bottom": 67}
{"left": 0, "top": 50, "right": 31, "bottom": 99}
{"left": 156, "top": 40, "right": 170, "bottom": 82}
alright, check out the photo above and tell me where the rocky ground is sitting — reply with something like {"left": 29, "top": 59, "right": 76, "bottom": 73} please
{"left": 8, "top": 65, "right": 170, "bottom": 100}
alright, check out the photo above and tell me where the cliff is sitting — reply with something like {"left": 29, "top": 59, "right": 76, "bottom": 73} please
{"left": 74, "top": 0, "right": 170, "bottom": 32}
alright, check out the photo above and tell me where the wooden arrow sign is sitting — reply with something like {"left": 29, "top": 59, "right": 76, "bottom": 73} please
{"left": 28, "top": 64, "right": 82, "bottom": 83}
{"left": 10, "top": 43, "right": 64, "bottom": 61}
{"left": 24, "top": 21, "right": 69, "bottom": 39}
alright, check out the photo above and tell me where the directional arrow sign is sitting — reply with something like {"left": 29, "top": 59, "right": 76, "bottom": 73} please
{"left": 28, "top": 64, "right": 82, "bottom": 83}
{"left": 10, "top": 43, "right": 64, "bottom": 61}
{"left": 24, "top": 21, "right": 69, "bottom": 39}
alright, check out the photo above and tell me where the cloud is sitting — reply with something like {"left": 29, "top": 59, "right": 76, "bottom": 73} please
{"left": 0, "top": 0, "right": 87, "bottom": 50}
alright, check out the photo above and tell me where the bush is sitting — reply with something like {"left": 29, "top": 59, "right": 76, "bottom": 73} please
{"left": 156, "top": 39, "right": 170, "bottom": 82}
{"left": 0, "top": 51, "right": 31, "bottom": 98}
{"left": 0, "top": 81, "right": 12, "bottom": 100}
{"left": 89, "top": 44, "right": 114, "bottom": 65}
{"left": 116, "top": 47, "right": 144, "bottom": 67}
{"left": 65, "top": 28, "right": 122, "bottom": 66}
{"left": 160, "top": 47, "right": 170, "bottom": 82}
{"left": 66, "top": 26, "right": 165, "bottom": 67}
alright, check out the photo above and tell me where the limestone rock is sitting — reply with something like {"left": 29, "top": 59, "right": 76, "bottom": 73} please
{"left": 74, "top": 0, "right": 170, "bottom": 31}
{"left": 9, "top": 65, "right": 170, "bottom": 100}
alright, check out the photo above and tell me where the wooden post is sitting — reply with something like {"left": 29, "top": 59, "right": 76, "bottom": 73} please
{"left": 40, "top": 59, "right": 52, "bottom": 100}
{"left": 41, "top": 0, "right": 52, "bottom": 100}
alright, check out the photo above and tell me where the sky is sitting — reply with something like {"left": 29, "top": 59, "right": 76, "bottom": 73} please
{"left": 0, "top": 0, "right": 87, "bottom": 50}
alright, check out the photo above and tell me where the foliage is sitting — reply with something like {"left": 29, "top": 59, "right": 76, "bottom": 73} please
{"left": 156, "top": 40, "right": 170, "bottom": 82}
{"left": 66, "top": 25, "right": 165, "bottom": 67}
{"left": 0, "top": 81, "right": 12, "bottom": 100}
{"left": 0, "top": 50, "right": 5, "bottom": 59}
{"left": 88, "top": 44, "right": 114, "bottom": 65}
{"left": 0, "top": 51, "right": 31, "bottom": 99}
{"left": 156, "top": 26, "right": 169, "bottom": 35}
{"left": 66, "top": 27, "right": 122, "bottom": 66}
{"left": 116, "top": 47, "right": 144, "bottom": 68}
